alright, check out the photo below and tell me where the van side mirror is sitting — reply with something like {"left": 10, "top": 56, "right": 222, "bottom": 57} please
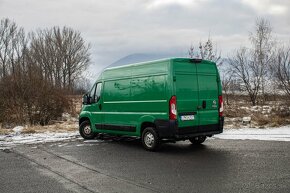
{"left": 82, "top": 94, "right": 90, "bottom": 105}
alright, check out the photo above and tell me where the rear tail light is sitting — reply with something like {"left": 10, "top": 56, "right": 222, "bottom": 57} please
{"left": 169, "top": 96, "right": 177, "bottom": 120}
{"left": 218, "top": 95, "right": 223, "bottom": 117}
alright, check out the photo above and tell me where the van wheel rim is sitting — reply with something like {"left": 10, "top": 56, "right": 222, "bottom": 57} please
{"left": 83, "top": 125, "right": 92, "bottom": 135}
{"left": 144, "top": 132, "right": 155, "bottom": 148}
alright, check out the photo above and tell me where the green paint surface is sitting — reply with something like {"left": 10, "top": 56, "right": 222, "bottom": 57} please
{"left": 80, "top": 58, "right": 222, "bottom": 137}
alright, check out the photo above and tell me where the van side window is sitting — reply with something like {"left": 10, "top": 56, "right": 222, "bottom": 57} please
{"left": 95, "top": 83, "right": 102, "bottom": 102}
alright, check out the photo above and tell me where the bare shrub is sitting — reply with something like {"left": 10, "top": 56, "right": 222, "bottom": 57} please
{"left": 0, "top": 18, "right": 90, "bottom": 127}
{"left": 224, "top": 106, "right": 248, "bottom": 118}
{"left": 252, "top": 114, "right": 270, "bottom": 126}
{"left": 0, "top": 72, "right": 70, "bottom": 126}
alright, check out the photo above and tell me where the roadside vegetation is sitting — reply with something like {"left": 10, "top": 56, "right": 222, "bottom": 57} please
{"left": 0, "top": 18, "right": 90, "bottom": 128}
{"left": 223, "top": 94, "right": 290, "bottom": 128}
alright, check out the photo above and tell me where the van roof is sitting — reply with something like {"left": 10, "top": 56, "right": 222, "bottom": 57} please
{"left": 104, "top": 58, "right": 215, "bottom": 71}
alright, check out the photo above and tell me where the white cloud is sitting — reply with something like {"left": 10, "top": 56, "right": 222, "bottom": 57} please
{"left": 242, "top": 0, "right": 287, "bottom": 15}
{"left": 0, "top": 0, "right": 289, "bottom": 76}
{"left": 147, "top": 0, "right": 207, "bottom": 9}
{"left": 269, "top": 5, "right": 287, "bottom": 15}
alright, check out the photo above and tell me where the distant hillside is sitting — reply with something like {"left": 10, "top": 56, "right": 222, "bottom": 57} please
{"left": 108, "top": 53, "right": 185, "bottom": 68}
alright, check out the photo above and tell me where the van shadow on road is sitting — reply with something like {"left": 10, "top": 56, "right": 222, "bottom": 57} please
{"left": 93, "top": 134, "right": 211, "bottom": 153}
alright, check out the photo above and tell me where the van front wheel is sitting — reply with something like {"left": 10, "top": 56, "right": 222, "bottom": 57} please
{"left": 79, "top": 120, "right": 97, "bottom": 140}
{"left": 141, "top": 127, "right": 160, "bottom": 151}
{"left": 189, "top": 136, "right": 206, "bottom": 144}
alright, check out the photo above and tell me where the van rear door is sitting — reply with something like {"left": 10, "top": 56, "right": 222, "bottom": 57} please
{"left": 174, "top": 59, "right": 219, "bottom": 132}
{"left": 196, "top": 61, "right": 219, "bottom": 127}
{"left": 174, "top": 60, "right": 199, "bottom": 129}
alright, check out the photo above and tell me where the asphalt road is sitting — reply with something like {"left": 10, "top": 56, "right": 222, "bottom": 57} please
{"left": 1, "top": 138, "right": 290, "bottom": 193}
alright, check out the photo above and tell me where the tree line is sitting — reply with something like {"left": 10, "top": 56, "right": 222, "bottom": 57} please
{"left": 1, "top": 17, "right": 289, "bottom": 126}
{"left": 0, "top": 18, "right": 90, "bottom": 126}
{"left": 189, "top": 18, "right": 290, "bottom": 106}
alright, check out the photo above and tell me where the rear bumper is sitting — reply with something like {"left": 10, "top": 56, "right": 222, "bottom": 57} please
{"left": 154, "top": 117, "right": 224, "bottom": 140}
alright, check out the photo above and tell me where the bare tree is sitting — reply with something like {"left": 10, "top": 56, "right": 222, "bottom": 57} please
{"left": 188, "top": 44, "right": 195, "bottom": 59}
{"left": 228, "top": 47, "right": 262, "bottom": 105}
{"left": 188, "top": 36, "right": 223, "bottom": 66}
{"left": 29, "top": 26, "right": 90, "bottom": 91}
{"left": 221, "top": 69, "right": 234, "bottom": 105}
{"left": 0, "top": 18, "right": 22, "bottom": 78}
{"left": 272, "top": 46, "right": 290, "bottom": 96}
{"left": 249, "top": 18, "right": 275, "bottom": 103}
{"left": 228, "top": 18, "right": 275, "bottom": 105}
{"left": 198, "top": 37, "right": 223, "bottom": 66}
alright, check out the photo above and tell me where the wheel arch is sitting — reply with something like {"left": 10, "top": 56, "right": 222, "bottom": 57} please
{"left": 138, "top": 115, "right": 156, "bottom": 136}
{"left": 79, "top": 116, "right": 90, "bottom": 125}
{"left": 141, "top": 122, "right": 156, "bottom": 136}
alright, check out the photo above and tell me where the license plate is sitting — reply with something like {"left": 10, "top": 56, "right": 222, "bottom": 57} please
{"left": 180, "top": 115, "right": 195, "bottom": 121}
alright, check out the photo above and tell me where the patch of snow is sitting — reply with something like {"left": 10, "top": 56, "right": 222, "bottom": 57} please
{"left": 12, "top": 126, "right": 24, "bottom": 135}
{"left": 58, "top": 143, "right": 68, "bottom": 147}
{"left": 83, "top": 139, "right": 104, "bottom": 143}
{"left": 262, "top": 105, "right": 270, "bottom": 109}
{"left": 0, "top": 131, "right": 81, "bottom": 149}
{"left": 62, "top": 113, "right": 71, "bottom": 121}
{"left": 215, "top": 126, "right": 290, "bottom": 141}
{"left": 76, "top": 144, "right": 98, "bottom": 147}
{"left": 251, "top": 106, "right": 259, "bottom": 110}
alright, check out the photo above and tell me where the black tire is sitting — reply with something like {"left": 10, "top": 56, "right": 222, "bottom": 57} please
{"left": 79, "top": 120, "right": 97, "bottom": 140}
{"left": 141, "top": 127, "right": 160, "bottom": 151}
{"left": 189, "top": 136, "right": 206, "bottom": 144}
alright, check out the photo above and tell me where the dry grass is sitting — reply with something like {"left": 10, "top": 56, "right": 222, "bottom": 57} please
{"left": 23, "top": 121, "right": 78, "bottom": 133}
{"left": 0, "top": 128, "right": 12, "bottom": 135}
{"left": 224, "top": 106, "right": 248, "bottom": 118}
{"left": 268, "top": 116, "right": 290, "bottom": 127}
{"left": 21, "top": 128, "right": 37, "bottom": 134}
{"left": 251, "top": 114, "right": 270, "bottom": 127}
{"left": 248, "top": 113, "right": 290, "bottom": 128}
{"left": 0, "top": 120, "right": 78, "bottom": 135}
{"left": 223, "top": 95, "right": 290, "bottom": 128}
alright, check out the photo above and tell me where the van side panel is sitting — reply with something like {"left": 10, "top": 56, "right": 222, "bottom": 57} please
{"left": 100, "top": 61, "right": 169, "bottom": 136}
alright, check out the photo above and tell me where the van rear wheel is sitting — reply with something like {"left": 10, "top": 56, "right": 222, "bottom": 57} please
{"left": 141, "top": 127, "right": 160, "bottom": 151}
{"left": 79, "top": 120, "right": 97, "bottom": 140}
{"left": 189, "top": 136, "right": 206, "bottom": 144}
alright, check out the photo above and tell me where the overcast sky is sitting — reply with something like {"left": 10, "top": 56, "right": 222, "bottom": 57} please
{"left": 1, "top": 0, "right": 289, "bottom": 76}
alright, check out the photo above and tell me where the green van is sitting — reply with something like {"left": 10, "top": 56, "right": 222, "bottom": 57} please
{"left": 79, "top": 58, "right": 224, "bottom": 150}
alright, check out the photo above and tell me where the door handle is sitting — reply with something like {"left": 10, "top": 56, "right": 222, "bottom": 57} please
{"left": 197, "top": 106, "right": 202, "bottom": 110}
{"left": 99, "top": 103, "right": 102, "bottom": 110}
{"left": 202, "top": 100, "right": 206, "bottom": 109}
